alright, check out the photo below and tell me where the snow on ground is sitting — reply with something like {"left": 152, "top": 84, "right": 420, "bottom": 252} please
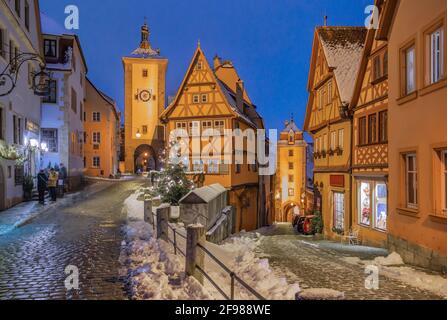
{"left": 119, "top": 221, "right": 212, "bottom": 300}
{"left": 344, "top": 252, "right": 447, "bottom": 299}
{"left": 120, "top": 191, "right": 301, "bottom": 300}
{"left": 203, "top": 233, "right": 300, "bottom": 300}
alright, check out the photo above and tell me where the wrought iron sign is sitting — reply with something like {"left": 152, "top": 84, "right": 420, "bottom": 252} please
{"left": 0, "top": 52, "right": 50, "bottom": 97}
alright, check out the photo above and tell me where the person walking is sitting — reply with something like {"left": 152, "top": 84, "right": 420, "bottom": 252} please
{"left": 37, "top": 170, "right": 48, "bottom": 205}
{"left": 48, "top": 168, "right": 59, "bottom": 202}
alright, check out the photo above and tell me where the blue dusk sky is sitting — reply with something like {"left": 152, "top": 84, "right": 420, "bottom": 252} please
{"left": 40, "top": 0, "right": 372, "bottom": 132}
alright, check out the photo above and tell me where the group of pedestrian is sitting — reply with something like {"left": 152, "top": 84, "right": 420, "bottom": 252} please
{"left": 37, "top": 163, "right": 68, "bottom": 205}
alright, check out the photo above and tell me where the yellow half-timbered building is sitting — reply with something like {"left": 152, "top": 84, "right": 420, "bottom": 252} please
{"left": 160, "top": 44, "right": 271, "bottom": 232}
{"left": 304, "top": 26, "right": 367, "bottom": 240}
{"left": 350, "top": 1, "right": 389, "bottom": 247}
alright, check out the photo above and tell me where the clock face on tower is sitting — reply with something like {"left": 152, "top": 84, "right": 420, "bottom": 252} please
{"left": 139, "top": 89, "right": 152, "bottom": 102}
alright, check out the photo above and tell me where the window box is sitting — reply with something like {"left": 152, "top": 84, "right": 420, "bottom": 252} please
{"left": 321, "top": 150, "right": 327, "bottom": 158}
{"left": 335, "top": 147, "right": 343, "bottom": 156}
{"left": 328, "top": 149, "right": 335, "bottom": 156}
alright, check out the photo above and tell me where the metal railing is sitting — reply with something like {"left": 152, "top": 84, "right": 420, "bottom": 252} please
{"left": 147, "top": 202, "right": 265, "bottom": 300}
{"left": 196, "top": 243, "right": 266, "bottom": 300}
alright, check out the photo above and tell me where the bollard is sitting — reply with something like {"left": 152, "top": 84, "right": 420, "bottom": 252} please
{"left": 185, "top": 224, "right": 205, "bottom": 284}
{"left": 156, "top": 205, "right": 170, "bottom": 242}
{"left": 144, "top": 197, "right": 153, "bottom": 225}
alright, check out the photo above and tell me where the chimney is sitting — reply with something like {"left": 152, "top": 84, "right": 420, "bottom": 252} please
{"left": 236, "top": 79, "right": 245, "bottom": 114}
{"left": 213, "top": 55, "right": 222, "bottom": 70}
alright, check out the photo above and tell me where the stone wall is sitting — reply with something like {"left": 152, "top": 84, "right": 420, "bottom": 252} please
{"left": 388, "top": 234, "right": 447, "bottom": 274}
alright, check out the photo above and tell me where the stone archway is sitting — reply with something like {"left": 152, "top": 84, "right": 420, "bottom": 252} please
{"left": 134, "top": 144, "right": 157, "bottom": 173}
{"left": 281, "top": 201, "right": 300, "bottom": 223}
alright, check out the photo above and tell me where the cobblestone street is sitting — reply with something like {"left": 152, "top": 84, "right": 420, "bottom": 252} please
{"left": 0, "top": 179, "right": 145, "bottom": 300}
{"left": 255, "top": 224, "right": 445, "bottom": 300}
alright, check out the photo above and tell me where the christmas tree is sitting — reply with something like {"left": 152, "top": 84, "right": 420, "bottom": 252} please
{"left": 152, "top": 142, "right": 193, "bottom": 205}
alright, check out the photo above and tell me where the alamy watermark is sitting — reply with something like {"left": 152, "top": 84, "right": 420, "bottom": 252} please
{"left": 365, "top": 5, "right": 380, "bottom": 30}
{"left": 64, "top": 265, "right": 79, "bottom": 291}
{"left": 168, "top": 128, "right": 277, "bottom": 176}
{"left": 365, "top": 265, "right": 380, "bottom": 290}
{"left": 65, "top": 5, "right": 80, "bottom": 30}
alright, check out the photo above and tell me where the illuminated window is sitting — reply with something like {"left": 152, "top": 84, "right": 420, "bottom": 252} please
{"left": 358, "top": 181, "right": 387, "bottom": 231}
{"left": 333, "top": 192, "right": 345, "bottom": 231}
{"left": 338, "top": 129, "right": 344, "bottom": 149}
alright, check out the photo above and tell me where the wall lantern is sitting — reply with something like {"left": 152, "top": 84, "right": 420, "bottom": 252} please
{"left": 338, "top": 103, "right": 352, "bottom": 120}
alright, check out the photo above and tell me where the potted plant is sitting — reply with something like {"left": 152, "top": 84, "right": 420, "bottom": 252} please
{"left": 321, "top": 149, "right": 327, "bottom": 158}
{"left": 23, "top": 175, "right": 34, "bottom": 201}
{"left": 328, "top": 148, "right": 335, "bottom": 156}
{"left": 335, "top": 146, "right": 343, "bottom": 156}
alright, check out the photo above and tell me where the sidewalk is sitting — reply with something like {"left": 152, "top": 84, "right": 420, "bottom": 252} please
{"left": 0, "top": 181, "right": 117, "bottom": 236}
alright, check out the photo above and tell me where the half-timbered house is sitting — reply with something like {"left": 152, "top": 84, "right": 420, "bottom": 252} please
{"left": 304, "top": 26, "right": 367, "bottom": 240}
{"left": 160, "top": 44, "right": 271, "bottom": 232}
{"left": 349, "top": 0, "right": 389, "bottom": 247}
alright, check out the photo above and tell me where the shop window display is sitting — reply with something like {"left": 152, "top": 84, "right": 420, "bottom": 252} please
{"left": 358, "top": 180, "right": 387, "bottom": 231}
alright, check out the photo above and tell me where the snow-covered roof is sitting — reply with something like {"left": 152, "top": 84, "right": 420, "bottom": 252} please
{"left": 317, "top": 27, "right": 367, "bottom": 104}
{"left": 282, "top": 119, "right": 301, "bottom": 133}
{"left": 40, "top": 12, "right": 74, "bottom": 36}
{"left": 180, "top": 184, "right": 227, "bottom": 204}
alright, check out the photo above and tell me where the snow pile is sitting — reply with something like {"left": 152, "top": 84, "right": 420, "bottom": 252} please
{"left": 120, "top": 221, "right": 212, "bottom": 300}
{"left": 382, "top": 266, "right": 447, "bottom": 298}
{"left": 372, "top": 252, "right": 404, "bottom": 266}
{"left": 345, "top": 252, "right": 447, "bottom": 298}
{"left": 123, "top": 192, "right": 144, "bottom": 221}
{"left": 297, "top": 288, "right": 345, "bottom": 301}
{"left": 204, "top": 233, "right": 300, "bottom": 300}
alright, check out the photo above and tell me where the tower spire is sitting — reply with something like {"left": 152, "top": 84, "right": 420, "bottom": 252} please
{"left": 132, "top": 17, "right": 160, "bottom": 57}
{"left": 140, "top": 18, "right": 150, "bottom": 50}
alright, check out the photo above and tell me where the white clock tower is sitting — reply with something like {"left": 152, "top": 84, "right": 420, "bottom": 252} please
{"left": 123, "top": 20, "right": 168, "bottom": 173}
